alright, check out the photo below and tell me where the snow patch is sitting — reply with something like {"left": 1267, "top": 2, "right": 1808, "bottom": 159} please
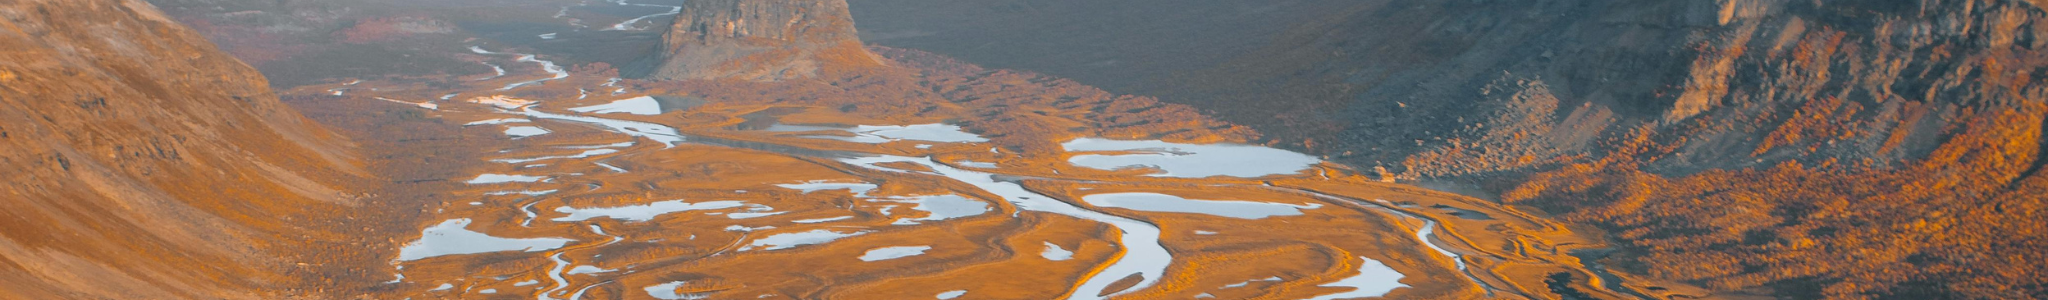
{"left": 569, "top": 96, "right": 663, "bottom": 115}
{"left": 504, "top": 126, "right": 551, "bottom": 138}
{"left": 553, "top": 200, "right": 747, "bottom": 222}
{"left": 859, "top": 246, "right": 931, "bottom": 261}
{"left": 740, "top": 229, "right": 866, "bottom": 251}
{"left": 1041, "top": 242, "right": 1074, "bottom": 261}
{"left": 467, "top": 174, "right": 547, "bottom": 184}
{"left": 1080, "top": 192, "right": 1319, "bottom": 219}
{"left": 395, "top": 219, "right": 572, "bottom": 261}
{"left": 1062, "top": 138, "right": 1321, "bottom": 178}
{"left": 1301, "top": 257, "right": 1409, "bottom": 299}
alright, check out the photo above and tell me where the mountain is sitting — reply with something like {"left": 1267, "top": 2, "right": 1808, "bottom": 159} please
{"left": 0, "top": 0, "right": 366, "bottom": 298}
{"left": 850, "top": 0, "right": 2048, "bottom": 298}
{"left": 30, "top": 0, "right": 2040, "bottom": 298}
{"left": 632, "top": 0, "right": 883, "bottom": 81}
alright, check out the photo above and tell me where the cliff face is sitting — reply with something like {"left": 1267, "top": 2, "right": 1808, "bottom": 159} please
{"left": 851, "top": 0, "right": 2048, "bottom": 298}
{"left": 634, "top": 0, "right": 882, "bottom": 81}
{"left": 1350, "top": 0, "right": 2048, "bottom": 180}
{"left": 1484, "top": 2, "right": 2048, "bottom": 298}
{"left": 853, "top": 0, "right": 2046, "bottom": 174}
{"left": 0, "top": 0, "right": 363, "bottom": 298}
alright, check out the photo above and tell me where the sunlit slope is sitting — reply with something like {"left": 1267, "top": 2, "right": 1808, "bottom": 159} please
{"left": 0, "top": 0, "right": 366, "bottom": 298}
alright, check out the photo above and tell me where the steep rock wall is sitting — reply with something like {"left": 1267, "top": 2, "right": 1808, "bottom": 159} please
{"left": 634, "top": 0, "right": 882, "bottom": 81}
{"left": 850, "top": 0, "right": 2048, "bottom": 298}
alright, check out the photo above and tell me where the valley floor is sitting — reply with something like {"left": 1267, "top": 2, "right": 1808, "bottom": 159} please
{"left": 279, "top": 40, "right": 1683, "bottom": 299}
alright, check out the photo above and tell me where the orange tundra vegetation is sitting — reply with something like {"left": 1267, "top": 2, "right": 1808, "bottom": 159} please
{"left": 1505, "top": 101, "right": 2048, "bottom": 299}
{"left": 277, "top": 30, "right": 1668, "bottom": 297}
{"left": 0, "top": 0, "right": 430, "bottom": 298}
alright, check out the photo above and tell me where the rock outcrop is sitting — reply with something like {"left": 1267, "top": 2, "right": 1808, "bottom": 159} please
{"left": 0, "top": 0, "right": 363, "bottom": 298}
{"left": 852, "top": 0, "right": 2048, "bottom": 298}
{"left": 635, "top": 0, "right": 883, "bottom": 81}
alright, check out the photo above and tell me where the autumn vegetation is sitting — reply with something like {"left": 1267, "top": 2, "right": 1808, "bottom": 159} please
{"left": 1505, "top": 102, "right": 2048, "bottom": 299}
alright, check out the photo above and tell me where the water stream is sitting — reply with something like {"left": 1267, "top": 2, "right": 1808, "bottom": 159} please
{"left": 1291, "top": 188, "right": 1511, "bottom": 298}
{"left": 413, "top": 43, "right": 1517, "bottom": 299}
{"left": 839, "top": 156, "right": 1170, "bottom": 300}
{"left": 603, "top": 0, "right": 682, "bottom": 31}
{"left": 523, "top": 105, "right": 1169, "bottom": 299}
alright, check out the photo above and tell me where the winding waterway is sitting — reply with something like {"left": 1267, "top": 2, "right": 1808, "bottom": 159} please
{"left": 372, "top": 44, "right": 1624, "bottom": 300}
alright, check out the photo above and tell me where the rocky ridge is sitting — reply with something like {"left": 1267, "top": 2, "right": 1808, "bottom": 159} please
{"left": 849, "top": 0, "right": 2048, "bottom": 298}
{"left": 633, "top": 0, "right": 883, "bottom": 81}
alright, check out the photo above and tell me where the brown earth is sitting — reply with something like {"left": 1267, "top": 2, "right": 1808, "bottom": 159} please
{"left": 0, "top": 0, "right": 370, "bottom": 298}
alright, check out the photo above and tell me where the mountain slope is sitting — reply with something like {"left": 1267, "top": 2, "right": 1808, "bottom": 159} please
{"left": 849, "top": 0, "right": 2048, "bottom": 298}
{"left": 0, "top": 0, "right": 366, "bottom": 298}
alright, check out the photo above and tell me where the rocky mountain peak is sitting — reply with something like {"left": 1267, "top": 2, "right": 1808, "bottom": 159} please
{"left": 635, "top": 0, "right": 882, "bottom": 81}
